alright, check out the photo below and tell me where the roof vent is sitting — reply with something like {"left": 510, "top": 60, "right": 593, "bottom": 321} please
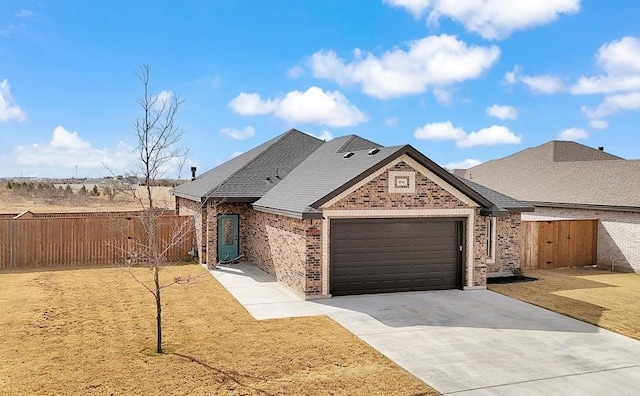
{"left": 368, "top": 148, "right": 380, "bottom": 155}
{"left": 265, "top": 176, "right": 273, "bottom": 183}
{"left": 343, "top": 152, "right": 354, "bottom": 158}
{"left": 598, "top": 146, "right": 604, "bottom": 151}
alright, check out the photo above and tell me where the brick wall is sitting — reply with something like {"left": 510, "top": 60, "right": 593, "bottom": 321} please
{"left": 325, "top": 161, "right": 497, "bottom": 288}
{"left": 176, "top": 197, "right": 206, "bottom": 263}
{"left": 327, "top": 161, "right": 469, "bottom": 210}
{"left": 244, "top": 210, "right": 322, "bottom": 296}
{"left": 523, "top": 207, "right": 640, "bottom": 272}
{"left": 494, "top": 212, "right": 522, "bottom": 275}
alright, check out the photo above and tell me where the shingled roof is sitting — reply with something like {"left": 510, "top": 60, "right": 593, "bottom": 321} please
{"left": 173, "top": 129, "right": 323, "bottom": 201}
{"left": 461, "top": 140, "right": 640, "bottom": 210}
{"left": 176, "top": 129, "right": 532, "bottom": 218}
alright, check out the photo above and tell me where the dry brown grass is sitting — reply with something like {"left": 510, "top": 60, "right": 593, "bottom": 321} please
{"left": 489, "top": 267, "right": 640, "bottom": 340}
{"left": 0, "top": 186, "right": 175, "bottom": 214}
{"left": 0, "top": 264, "right": 435, "bottom": 395}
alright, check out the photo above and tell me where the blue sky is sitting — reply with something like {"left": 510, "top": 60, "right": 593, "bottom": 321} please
{"left": 1, "top": 0, "right": 639, "bottom": 178}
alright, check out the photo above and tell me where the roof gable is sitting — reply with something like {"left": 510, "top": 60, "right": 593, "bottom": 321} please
{"left": 253, "top": 140, "right": 498, "bottom": 218}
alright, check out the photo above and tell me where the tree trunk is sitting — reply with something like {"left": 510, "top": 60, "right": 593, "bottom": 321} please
{"left": 155, "top": 267, "right": 162, "bottom": 354}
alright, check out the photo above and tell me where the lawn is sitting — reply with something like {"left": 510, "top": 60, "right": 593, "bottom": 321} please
{"left": 0, "top": 264, "right": 435, "bottom": 395}
{"left": 489, "top": 267, "right": 640, "bottom": 341}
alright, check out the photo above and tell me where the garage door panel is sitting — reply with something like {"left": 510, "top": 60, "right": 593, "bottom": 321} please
{"left": 331, "top": 218, "right": 462, "bottom": 296}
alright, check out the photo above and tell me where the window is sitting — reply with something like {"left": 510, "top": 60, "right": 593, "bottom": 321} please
{"left": 486, "top": 217, "right": 496, "bottom": 262}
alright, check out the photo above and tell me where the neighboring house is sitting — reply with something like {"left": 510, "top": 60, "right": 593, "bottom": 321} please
{"left": 459, "top": 140, "right": 640, "bottom": 273}
{"left": 174, "top": 129, "right": 532, "bottom": 299}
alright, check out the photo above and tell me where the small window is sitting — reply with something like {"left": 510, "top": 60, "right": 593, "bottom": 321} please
{"left": 486, "top": 217, "right": 496, "bottom": 262}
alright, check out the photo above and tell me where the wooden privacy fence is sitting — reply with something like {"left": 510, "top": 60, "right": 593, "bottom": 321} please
{"left": 521, "top": 219, "right": 597, "bottom": 270}
{"left": 0, "top": 211, "right": 194, "bottom": 269}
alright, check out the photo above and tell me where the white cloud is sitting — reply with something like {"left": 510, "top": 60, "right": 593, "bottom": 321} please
{"left": 228, "top": 87, "right": 367, "bottom": 128}
{"left": 384, "top": 117, "right": 399, "bottom": 127}
{"left": 414, "top": 121, "right": 466, "bottom": 141}
{"left": 384, "top": 0, "right": 432, "bottom": 17}
{"left": 310, "top": 34, "right": 499, "bottom": 99}
{"left": 521, "top": 74, "right": 564, "bottom": 94}
{"left": 582, "top": 91, "right": 640, "bottom": 119}
{"left": 14, "top": 126, "right": 135, "bottom": 171}
{"left": 572, "top": 37, "right": 640, "bottom": 95}
{"left": 414, "top": 121, "right": 522, "bottom": 148}
{"left": 589, "top": 119, "right": 608, "bottom": 129}
{"left": 571, "top": 37, "right": 640, "bottom": 126}
{"left": 443, "top": 158, "right": 482, "bottom": 170}
{"left": 385, "top": 0, "right": 580, "bottom": 40}
{"left": 503, "top": 66, "right": 563, "bottom": 94}
{"left": 16, "top": 9, "right": 32, "bottom": 18}
{"left": 0, "top": 79, "right": 27, "bottom": 122}
{"left": 151, "top": 90, "right": 172, "bottom": 112}
{"left": 228, "top": 93, "right": 278, "bottom": 115}
{"left": 458, "top": 125, "right": 522, "bottom": 148}
{"left": 486, "top": 104, "right": 518, "bottom": 120}
{"left": 287, "top": 65, "right": 305, "bottom": 79}
{"left": 219, "top": 126, "right": 255, "bottom": 140}
{"left": 310, "top": 130, "right": 334, "bottom": 141}
{"left": 433, "top": 87, "right": 453, "bottom": 104}
{"left": 557, "top": 127, "right": 588, "bottom": 140}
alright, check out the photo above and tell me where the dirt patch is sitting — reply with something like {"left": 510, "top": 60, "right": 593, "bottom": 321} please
{"left": 0, "top": 265, "right": 435, "bottom": 395}
{"left": 0, "top": 186, "right": 175, "bottom": 214}
{"left": 489, "top": 267, "right": 640, "bottom": 341}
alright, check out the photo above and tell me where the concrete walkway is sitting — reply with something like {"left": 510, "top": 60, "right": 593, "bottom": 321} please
{"left": 210, "top": 262, "right": 640, "bottom": 395}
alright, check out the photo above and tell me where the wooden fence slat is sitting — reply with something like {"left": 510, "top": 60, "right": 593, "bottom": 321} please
{"left": 521, "top": 219, "right": 598, "bottom": 270}
{"left": 0, "top": 212, "right": 194, "bottom": 269}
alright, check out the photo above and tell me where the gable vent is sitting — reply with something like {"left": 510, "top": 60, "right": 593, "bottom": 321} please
{"left": 343, "top": 152, "right": 354, "bottom": 158}
{"left": 368, "top": 148, "right": 380, "bottom": 155}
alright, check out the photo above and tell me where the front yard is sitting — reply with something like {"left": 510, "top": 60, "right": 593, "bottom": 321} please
{"left": 0, "top": 264, "right": 435, "bottom": 395}
{"left": 489, "top": 267, "right": 640, "bottom": 340}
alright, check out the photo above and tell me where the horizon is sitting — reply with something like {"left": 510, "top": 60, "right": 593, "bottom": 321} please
{"left": 1, "top": 0, "right": 639, "bottom": 178}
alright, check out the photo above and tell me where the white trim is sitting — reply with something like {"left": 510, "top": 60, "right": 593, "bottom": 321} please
{"left": 320, "top": 154, "right": 478, "bottom": 209}
{"left": 389, "top": 170, "right": 415, "bottom": 193}
{"left": 321, "top": 208, "right": 476, "bottom": 294}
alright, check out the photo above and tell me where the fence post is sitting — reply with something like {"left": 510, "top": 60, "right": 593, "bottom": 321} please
{"left": 10, "top": 218, "right": 16, "bottom": 269}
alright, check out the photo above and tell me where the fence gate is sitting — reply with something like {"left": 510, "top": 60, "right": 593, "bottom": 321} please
{"left": 521, "top": 219, "right": 597, "bottom": 270}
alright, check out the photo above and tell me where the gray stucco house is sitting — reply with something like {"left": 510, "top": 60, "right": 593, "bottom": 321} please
{"left": 174, "top": 129, "right": 531, "bottom": 299}
{"left": 459, "top": 140, "right": 640, "bottom": 273}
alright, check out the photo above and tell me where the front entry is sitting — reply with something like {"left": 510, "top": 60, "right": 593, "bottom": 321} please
{"left": 217, "top": 214, "right": 239, "bottom": 263}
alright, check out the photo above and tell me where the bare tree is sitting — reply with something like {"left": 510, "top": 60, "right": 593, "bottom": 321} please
{"left": 117, "top": 65, "right": 194, "bottom": 354}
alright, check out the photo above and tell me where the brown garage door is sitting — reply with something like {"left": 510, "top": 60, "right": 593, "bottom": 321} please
{"left": 330, "top": 218, "right": 463, "bottom": 296}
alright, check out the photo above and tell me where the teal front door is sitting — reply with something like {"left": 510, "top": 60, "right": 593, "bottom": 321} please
{"left": 217, "top": 214, "right": 239, "bottom": 263}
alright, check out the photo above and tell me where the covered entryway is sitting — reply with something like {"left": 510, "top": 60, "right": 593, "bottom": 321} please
{"left": 330, "top": 218, "right": 463, "bottom": 295}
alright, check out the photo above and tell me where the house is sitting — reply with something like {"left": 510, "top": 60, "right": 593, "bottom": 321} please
{"left": 459, "top": 140, "right": 640, "bottom": 273}
{"left": 173, "top": 129, "right": 532, "bottom": 299}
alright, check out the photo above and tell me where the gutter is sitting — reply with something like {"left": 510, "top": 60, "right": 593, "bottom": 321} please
{"left": 252, "top": 205, "right": 323, "bottom": 220}
{"left": 527, "top": 201, "right": 640, "bottom": 213}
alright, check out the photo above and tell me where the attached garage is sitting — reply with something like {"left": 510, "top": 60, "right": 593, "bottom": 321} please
{"left": 330, "top": 218, "right": 464, "bottom": 296}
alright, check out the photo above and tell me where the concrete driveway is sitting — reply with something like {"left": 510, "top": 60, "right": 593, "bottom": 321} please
{"left": 211, "top": 263, "right": 640, "bottom": 395}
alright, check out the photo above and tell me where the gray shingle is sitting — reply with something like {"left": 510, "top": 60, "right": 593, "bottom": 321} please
{"left": 253, "top": 137, "right": 404, "bottom": 215}
{"left": 462, "top": 141, "right": 640, "bottom": 209}
{"left": 173, "top": 129, "right": 322, "bottom": 200}
{"left": 456, "top": 177, "right": 533, "bottom": 212}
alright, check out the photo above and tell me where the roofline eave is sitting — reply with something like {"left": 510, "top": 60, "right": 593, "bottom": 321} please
{"left": 527, "top": 201, "right": 640, "bottom": 213}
